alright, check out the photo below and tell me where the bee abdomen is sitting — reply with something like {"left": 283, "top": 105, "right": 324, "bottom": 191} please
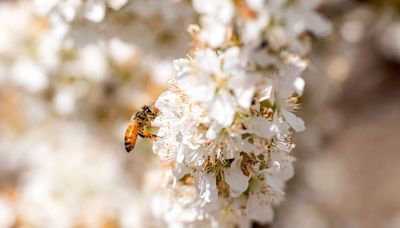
{"left": 125, "top": 141, "right": 135, "bottom": 152}
{"left": 124, "top": 124, "right": 139, "bottom": 153}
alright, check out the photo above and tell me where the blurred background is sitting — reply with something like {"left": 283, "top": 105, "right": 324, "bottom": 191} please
{"left": 0, "top": 0, "right": 399, "bottom": 227}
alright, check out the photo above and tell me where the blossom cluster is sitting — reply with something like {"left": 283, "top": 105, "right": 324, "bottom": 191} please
{"left": 0, "top": 0, "right": 193, "bottom": 117}
{"left": 34, "top": 0, "right": 128, "bottom": 23}
{"left": 152, "top": 0, "right": 330, "bottom": 226}
{"left": 0, "top": 121, "right": 151, "bottom": 227}
{"left": 0, "top": 0, "right": 193, "bottom": 226}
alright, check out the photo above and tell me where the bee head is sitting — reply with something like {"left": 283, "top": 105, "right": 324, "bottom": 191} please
{"left": 135, "top": 111, "right": 146, "bottom": 120}
{"left": 143, "top": 106, "right": 151, "bottom": 114}
{"left": 145, "top": 104, "right": 157, "bottom": 117}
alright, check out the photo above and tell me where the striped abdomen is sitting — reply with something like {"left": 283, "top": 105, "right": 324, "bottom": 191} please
{"left": 124, "top": 123, "right": 140, "bottom": 152}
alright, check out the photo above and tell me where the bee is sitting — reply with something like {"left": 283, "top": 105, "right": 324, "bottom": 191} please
{"left": 124, "top": 104, "right": 158, "bottom": 153}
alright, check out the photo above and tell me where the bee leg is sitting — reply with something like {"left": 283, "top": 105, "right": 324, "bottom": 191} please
{"left": 139, "top": 129, "right": 157, "bottom": 140}
{"left": 144, "top": 123, "right": 151, "bottom": 129}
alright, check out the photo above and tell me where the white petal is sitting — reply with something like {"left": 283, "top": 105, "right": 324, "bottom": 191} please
{"left": 198, "top": 173, "right": 218, "bottom": 203}
{"left": 34, "top": 0, "right": 58, "bottom": 15}
{"left": 108, "top": 38, "right": 136, "bottom": 65}
{"left": 236, "top": 85, "right": 255, "bottom": 109}
{"left": 217, "top": 0, "right": 234, "bottom": 24}
{"left": 278, "top": 63, "right": 302, "bottom": 98}
{"left": 11, "top": 57, "right": 48, "bottom": 93}
{"left": 246, "top": 0, "right": 265, "bottom": 9}
{"left": 79, "top": 44, "right": 108, "bottom": 82}
{"left": 200, "top": 20, "right": 227, "bottom": 48}
{"left": 0, "top": 198, "right": 15, "bottom": 228}
{"left": 179, "top": 77, "right": 216, "bottom": 102}
{"left": 106, "top": 0, "right": 128, "bottom": 10}
{"left": 176, "top": 143, "right": 185, "bottom": 163}
{"left": 259, "top": 84, "right": 274, "bottom": 103}
{"left": 270, "top": 151, "right": 296, "bottom": 181}
{"left": 206, "top": 121, "right": 223, "bottom": 140}
{"left": 305, "top": 11, "right": 332, "bottom": 36}
{"left": 192, "top": 0, "right": 215, "bottom": 14}
{"left": 175, "top": 57, "right": 216, "bottom": 102}
{"left": 53, "top": 89, "right": 76, "bottom": 115}
{"left": 281, "top": 110, "right": 305, "bottom": 132}
{"left": 270, "top": 112, "right": 290, "bottom": 134}
{"left": 209, "top": 90, "right": 236, "bottom": 127}
{"left": 245, "top": 117, "right": 275, "bottom": 139}
{"left": 246, "top": 191, "right": 274, "bottom": 223}
{"left": 224, "top": 157, "right": 249, "bottom": 197}
{"left": 234, "top": 137, "right": 259, "bottom": 153}
{"left": 250, "top": 48, "right": 278, "bottom": 67}
{"left": 193, "top": 0, "right": 234, "bottom": 24}
{"left": 262, "top": 170, "right": 285, "bottom": 196}
{"left": 222, "top": 47, "right": 241, "bottom": 73}
{"left": 196, "top": 48, "right": 220, "bottom": 74}
{"left": 185, "top": 147, "right": 207, "bottom": 167}
{"left": 173, "top": 58, "right": 191, "bottom": 72}
{"left": 294, "top": 77, "right": 305, "bottom": 96}
{"left": 59, "top": 1, "right": 79, "bottom": 22}
{"left": 85, "top": 0, "right": 105, "bottom": 23}
{"left": 230, "top": 73, "right": 256, "bottom": 109}
{"left": 173, "top": 163, "right": 189, "bottom": 181}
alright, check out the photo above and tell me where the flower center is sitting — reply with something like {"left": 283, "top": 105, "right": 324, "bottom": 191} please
{"left": 212, "top": 73, "right": 230, "bottom": 92}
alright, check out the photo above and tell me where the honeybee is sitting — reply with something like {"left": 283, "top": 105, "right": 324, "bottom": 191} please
{"left": 124, "top": 104, "right": 158, "bottom": 153}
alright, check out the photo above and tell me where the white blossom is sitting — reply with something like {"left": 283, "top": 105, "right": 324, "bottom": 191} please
{"left": 0, "top": 0, "right": 332, "bottom": 227}
{"left": 151, "top": 0, "right": 330, "bottom": 226}
{"left": 34, "top": 0, "right": 128, "bottom": 23}
{"left": 193, "top": 0, "right": 234, "bottom": 47}
{"left": 176, "top": 47, "right": 256, "bottom": 127}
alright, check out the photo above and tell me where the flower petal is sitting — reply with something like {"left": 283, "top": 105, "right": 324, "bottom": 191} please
{"left": 224, "top": 157, "right": 249, "bottom": 197}
{"left": 281, "top": 110, "right": 305, "bottom": 132}
{"left": 245, "top": 117, "right": 275, "bottom": 139}
{"left": 209, "top": 90, "right": 236, "bottom": 127}
{"left": 85, "top": 0, "right": 105, "bottom": 23}
{"left": 198, "top": 173, "right": 218, "bottom": 203}
{"left": 246, "top": 189, "right": 274, "bottom": 223}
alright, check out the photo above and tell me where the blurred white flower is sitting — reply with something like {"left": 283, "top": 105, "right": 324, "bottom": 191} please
{"left": 85, "top": 0, "right": 106, "bottom": 23}
{"left": 239, "top": 0, "right": 271, "bottom": 43}
{"left": 1, "top": 122, "right": 148, "bottom": 227}
{"left": 53, "top": 88, "right": 76, "bottom": 115}
{"left": 11, "top": 57, "right": 48, "bottom": 93}
{"left": 107, "top": 0, "right": 128, "bottom": 10}
{"left": 34, "top": 0, "right": 128, "bottom": 23}
{"left": 78, "top": 44, "right": 108, "bottom": 82}
{"left": 0, "top": 198, "right": 15, "bottom": 228}
{"left": 108, "top": 38, "right": 138, "bottom": 66}
{"left": 193, "top": 0, "right": 234, "bottom": 47}
{"left": 270, "top": 0, "right": 331, "bottom": 54}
